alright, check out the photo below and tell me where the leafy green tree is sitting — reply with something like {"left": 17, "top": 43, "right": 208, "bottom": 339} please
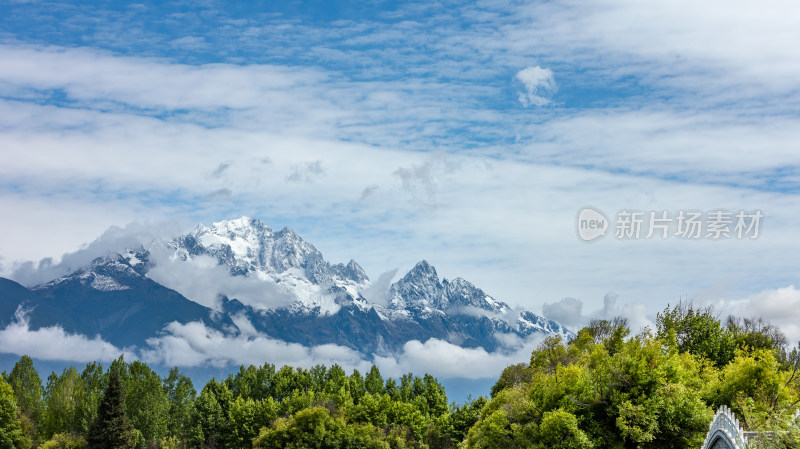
{"left": 7, "top": 356, "right": 43, "bottom": 446}
{"left": 225, "top": 396, "right": 278, "bottom": 448}
{"left": 657, "top": 302, "right": 737, "bottom": 367}
{"left": 76, "top": 363, "right": 106, "bottom": 436}
{"left": 348, "top": 370, "right": 365, "bottom": 405}
{"left": 163, "top": 367, "right": 197, "bottom": 446}
{"left": 120, "top": 360, "right": 169, "bottom": 447}
{"left": 707, "top": 349, "right": 798, "bottom": 432}
{"left": 384, "top": 378, "right": 399, "bottom": 401}
{"left": 324, "top": 365, "right": 349, "bottom": 395}
{"left": 490, "top": 363, "right": 531, "bottom": 398}
{"left": 271, "top": 366, "right": 302, "bottom": 402}
{"left": 87, "top": 368, "right": 136, "bottom": 449}
{"left": 8, "top": 356, "right": 43, "bottom": 424}
{"left": 192, "top": 380, "right": 226, "bottom": 448}
{"left": 467, "top": 331, "right": 714, "bottom": 449}
{"left": 252, "top": 406, "right": 388, "bottom": 449}
{"left": 1, "top": 378, "right": 30, "bottom": 449}
{"left": 309, "top": 365, "right": 328, "bottom": 393}
{"left": 39, "top": 433, "right": 87, "bottom": 449}
{"left": 386, "top": 400, "right": 427, "bottom": 440}
{"left": 364, "top": 366, "right": 384, "bottom": 396}
{"left": 726, "top": 316, "right": 789, "bottom": 359}
{"left": 421, "top": 374, "right": 448, "bottom": 417}
{"left": 536, "top": 408, "right": 593, "bottom": 449}
{"left": 530, "top": 335, "right": 570, "bottom": 381}
{"left": 449, "top": 396, "right": 487, "bottom": 443}
{"left": 43, "top": 367, "right": 85, "bottom": 438}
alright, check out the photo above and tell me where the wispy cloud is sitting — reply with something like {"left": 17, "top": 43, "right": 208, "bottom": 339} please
{"left": 287, "top": 161, "right": 325, "bottom": 184}
{"left": 0, "top": 307, "right": 132, "bottom": 362}
{"left": 146, "top": 249, "right": 296, "bottom": 311}
{"left": 7, "top": 220, "right": 182, "bottom": 287}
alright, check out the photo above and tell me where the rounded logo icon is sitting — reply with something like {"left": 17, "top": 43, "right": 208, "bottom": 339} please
{"left": 577, "top": 207, "right": 608, "bottom": 241}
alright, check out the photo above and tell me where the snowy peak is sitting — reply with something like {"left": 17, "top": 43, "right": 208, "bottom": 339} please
{"left": 389, "top": 260, "right": 444, "bottom": 310}
{"left": 386, "top": 261, "right": 509, "bottom": 314}
{"left": 35, "top": 249, "right": 150, "bottom": 292}
{"left": 172, "top": 217, "right": 362, "bottom": 283}
{"left": 270, "top": 226, "right": 319, "bottom": 273}
{"left": 343, "top": 259, "right": 368, "bottom": 283}
{"left": 165, "top": 217, "right": 368, "bottom": 315}
{"left": 442, "top": 278, "right": 507, "bottom": 313}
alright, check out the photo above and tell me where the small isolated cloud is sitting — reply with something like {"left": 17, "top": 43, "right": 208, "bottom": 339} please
{"left": 207, "top": 161, "right": 232, "bottom": 179}
{"left": 146, "top": 249, "right": 296, "bottom": 311}
{"left": 203, "top": 188, "right": 232, "bottom": 200}
{"left": 359, "top": 184, "right": 379, "bottom": 201}
{"left": 0, "top": 307, "right": 130, "bottom": 362}
{"left": 8, "top": 221, "right": 182, "bottom": 287}
{"left": 287, "top": 160, "right": 325, "bottom": 183}
{"left": 515, "top": 66, "right": 556, "bottom": 107}
{"left": 393, "top": 154, "right": 460, "bottom": 207}
{"left": 542, "top": 297, "right": 583, "bottom": 327}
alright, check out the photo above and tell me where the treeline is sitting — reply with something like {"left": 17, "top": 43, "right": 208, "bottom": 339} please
{"left": 465, "top": 303, "right": 800, "bottom": 448}
{"left": 0, "top": 356, "right": 483, "bottom": 448}
{"left": 3, "top": 303, "right": 800, "bottom": 449}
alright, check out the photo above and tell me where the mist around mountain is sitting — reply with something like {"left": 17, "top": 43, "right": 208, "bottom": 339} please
{"left": 0, "top": 217, "right": 572, "bottom": 382}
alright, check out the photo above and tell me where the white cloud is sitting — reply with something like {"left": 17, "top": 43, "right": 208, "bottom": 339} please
{"left": 140, "top": 320, "right": 371, "bottom": 370}
{"left": 704, "top": 285, "right": 800, "bottom": 346}
{"left": 374, "top": 336, "right": 545, "bottom": 380}
{"left": 361, "top": 269, "right": 398, "bottom": 307}
{"left": 146, "top": 249, "right": 296, "bottom": 311}
{"left": 6, "top": 220, "right": 182, "bottom": 287}
{"left": 541, "top": 297, "right": 583, "bottom": 327}
{"left": 287, "top": 160, "right": 325, "bottom": 183}
{"left": 515, "top": 66, "right": 556, "bottom": 107}
{"left": 541, "top": 293, "right": 655, "bottom": 334}
{"left": 0, "top": 303, "right": 546, "bottom": 380}
{"left": 0, "top": 307, "right": 132, "bottom": 362}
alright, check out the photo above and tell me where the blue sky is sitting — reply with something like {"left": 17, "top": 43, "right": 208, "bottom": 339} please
{"left": 2, "top": 0, "right": 800, "bottom": 366}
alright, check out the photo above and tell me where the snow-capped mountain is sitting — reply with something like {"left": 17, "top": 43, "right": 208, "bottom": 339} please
{"left": 0, "top": 217, "right": 572, "bottom": 359}
{"left": 1, "top": 250, "right": 233, "bottom": 348}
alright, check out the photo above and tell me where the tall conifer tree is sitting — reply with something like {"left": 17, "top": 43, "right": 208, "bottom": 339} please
{"left": 87, "top": 368, "right": 135, "bottom": 449}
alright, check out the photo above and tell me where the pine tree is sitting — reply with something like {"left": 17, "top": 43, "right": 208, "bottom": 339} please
{"left": 87, "top": 368, "right": 135, "bottom": 449}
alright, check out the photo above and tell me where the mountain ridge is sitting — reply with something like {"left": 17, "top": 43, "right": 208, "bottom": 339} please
{"left": 0, "top": 217, "right": 573, "bottom": 363}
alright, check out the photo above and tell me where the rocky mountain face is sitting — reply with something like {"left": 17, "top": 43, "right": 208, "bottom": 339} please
{"left": 0, "top": 217, "right": 572, "bottom": 358}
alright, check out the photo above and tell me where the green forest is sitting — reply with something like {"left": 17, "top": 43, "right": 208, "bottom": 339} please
{"left": 2, "top": 303, "right": 800, "bottom": 449}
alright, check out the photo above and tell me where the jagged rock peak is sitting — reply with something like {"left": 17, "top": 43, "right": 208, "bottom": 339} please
{"left": 403, "top": 260, "right": 439, "bottom": 284}
{"left": 171, "top": 217, "right": 369, "bottom": 284}
{"left": 388, "top": 260, "right": 444, "bottom": 310}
